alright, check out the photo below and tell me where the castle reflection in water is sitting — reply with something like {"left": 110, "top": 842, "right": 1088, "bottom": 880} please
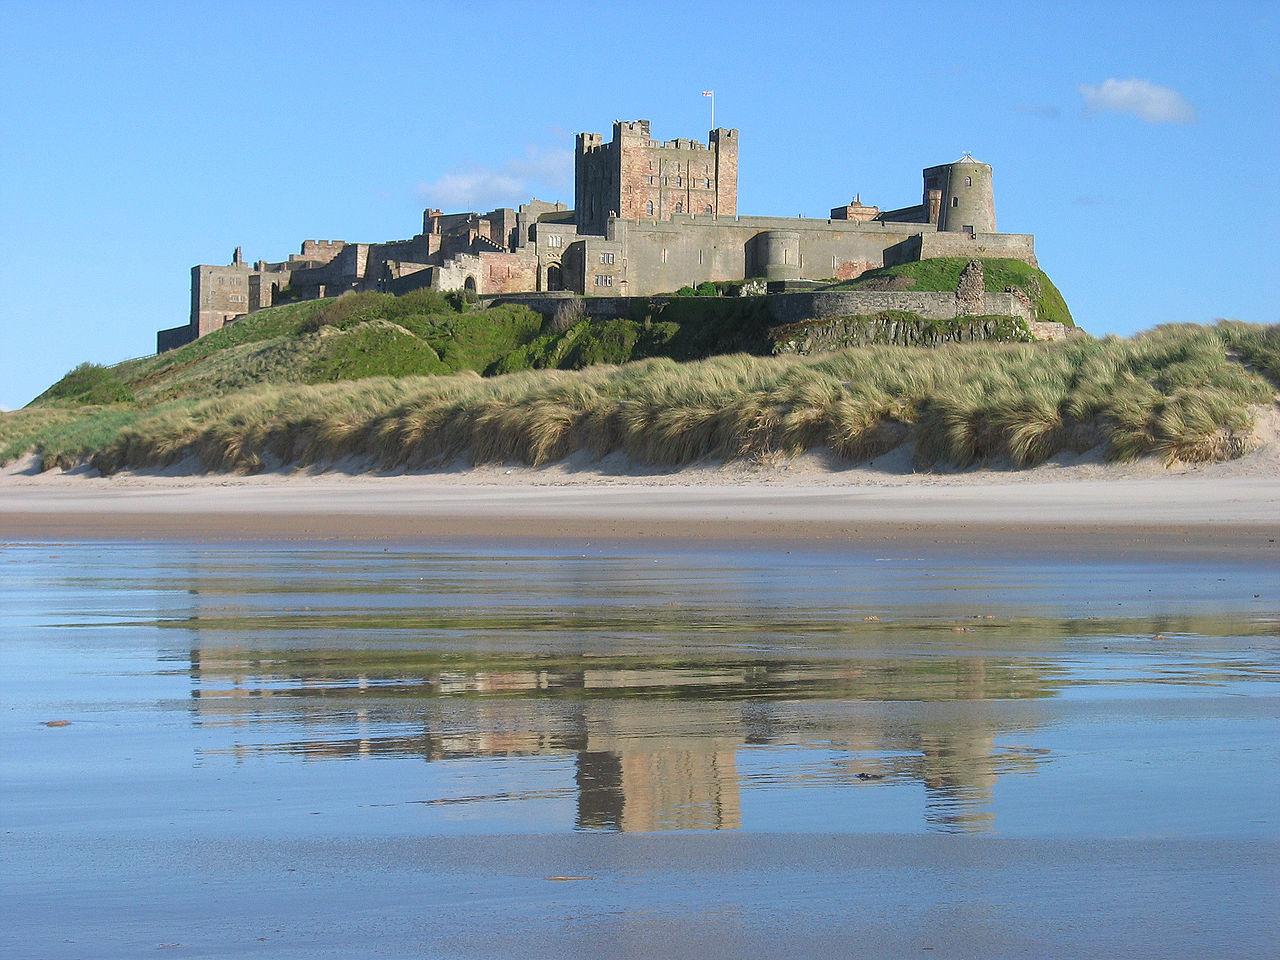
{"left": 188, "top": 652, "right": 1053, "bottom": 833}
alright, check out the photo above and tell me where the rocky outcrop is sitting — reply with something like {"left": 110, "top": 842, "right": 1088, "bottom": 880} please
{"left": 770, "top": 312, "right": 1035, "bottom": 354}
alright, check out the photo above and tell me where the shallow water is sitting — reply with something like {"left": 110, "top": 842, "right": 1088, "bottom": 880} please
{"left": 2, "top": 540, "right": 1277, "bottom": 958}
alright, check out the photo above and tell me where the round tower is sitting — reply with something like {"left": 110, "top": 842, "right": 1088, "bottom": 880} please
{"left": 936, "top": 156, "right": 995, "bottom": 234}
{"left": 757, "top": 230, "right": 801, "bottom": 281}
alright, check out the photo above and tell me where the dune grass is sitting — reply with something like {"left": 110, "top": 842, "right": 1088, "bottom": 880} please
{"left": 81, "top": 323, "right": 1273, "bottom": 475}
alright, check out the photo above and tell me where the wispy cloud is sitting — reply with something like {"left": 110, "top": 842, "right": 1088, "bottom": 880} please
{"left": 417, "top": 146, "right": 573, "bottom": 211}
{"left": 1078, "top": 78, "right": 1196, "bottom": 124}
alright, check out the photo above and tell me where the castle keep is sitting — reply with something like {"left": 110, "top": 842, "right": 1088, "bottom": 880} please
{"left": 158, "top": 118, "right": 1037, "bottom": 351}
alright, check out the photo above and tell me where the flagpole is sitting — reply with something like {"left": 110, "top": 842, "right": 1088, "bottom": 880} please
{"left": 710, "top": 91, "right": 715, "bottom": 131}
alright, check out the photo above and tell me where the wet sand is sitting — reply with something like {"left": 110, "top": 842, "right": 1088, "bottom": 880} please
{"left": 3, "top": 540, "right": 1277, "bottom": 959}
{"left": 1, "top": 472, "right": 1279, "bottom": 562}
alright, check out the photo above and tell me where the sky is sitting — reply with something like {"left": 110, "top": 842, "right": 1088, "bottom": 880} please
{"left": 1, "top": 0, "right": 1276, "bottom": 409}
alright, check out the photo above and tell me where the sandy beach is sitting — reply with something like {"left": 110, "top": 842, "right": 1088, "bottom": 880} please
{"left": 3, "top": 446, "right": 1278, "bottom": 561}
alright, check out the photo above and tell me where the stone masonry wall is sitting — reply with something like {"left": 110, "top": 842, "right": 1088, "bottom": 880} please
{"left": 488, "top": 289, "right": 1034, "bottom": 327}
{"left": 765, "top": 291, "right": 1034, "bottom": 326}
{"left": 613, "top": 215, "right": 932, "bottom": 296}
{"left": 910, "top": 231, "right": 1036, "bottom": 265}
{"left": 771, "top": 314, "right": 1034, "bottom": 354}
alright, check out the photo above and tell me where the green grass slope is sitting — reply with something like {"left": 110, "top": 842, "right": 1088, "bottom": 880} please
{"left": 7, "top": 271, "right": 1276, "bottom": 472}
{"left": 4, "top": 321, "right": 1276, "bottom": 473}
{"left": 830, "top": 257, "right": 1074, "bottom": 327}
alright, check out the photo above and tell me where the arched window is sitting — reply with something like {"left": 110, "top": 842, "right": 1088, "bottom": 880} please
{"left": 646, "top": 200, "right": 654, "bottom": 217}
{"left": 964, "top": 176, "right": 972, "bottom": 187}
{"left": 674, "top": 201, "right": 683, "bottom": 213}
{"left": 952, "top": 197, "right": 960, "bottom": 208}
{"left": 704, "top": 204, "right": 713, "bottom": 215}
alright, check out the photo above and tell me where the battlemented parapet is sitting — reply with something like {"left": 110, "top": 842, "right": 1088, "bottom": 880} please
{"left": 575, "top": 120, "right": 738, "bottom": 236}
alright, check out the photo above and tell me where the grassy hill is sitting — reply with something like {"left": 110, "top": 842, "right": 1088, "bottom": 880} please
{"left": 827, "top": 257, "right": 1074, "bottom": 327}
{"left": 5, "top": 262, "right": 1277, "bottom": 473}
{"left": 5, "top": 317, "right": 1274, "bottom": 471}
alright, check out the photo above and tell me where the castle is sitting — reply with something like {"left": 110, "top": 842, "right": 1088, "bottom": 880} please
{"left": 158, "top": 118, "right": 1038, "bottom": 351}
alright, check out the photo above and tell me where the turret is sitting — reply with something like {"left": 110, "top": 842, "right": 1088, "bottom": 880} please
{"left": 923, "top": 156, "right": 995, "bottom": 234}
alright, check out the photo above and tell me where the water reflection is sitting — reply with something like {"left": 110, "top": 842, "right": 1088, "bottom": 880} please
{"left": 190, "top": 650, "right": 1059, "bottom": 833}
{"left": 20, "top": 542, "right": 1273, "bottom": 837}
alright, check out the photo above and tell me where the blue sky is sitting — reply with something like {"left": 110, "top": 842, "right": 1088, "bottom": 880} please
{"left": 1, "top": 0, "right": 1276, "bottom": 409}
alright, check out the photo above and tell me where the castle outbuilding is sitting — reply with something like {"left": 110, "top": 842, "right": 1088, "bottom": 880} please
{"left": 158, "top": 119, "right": 1036, "bottom": 351}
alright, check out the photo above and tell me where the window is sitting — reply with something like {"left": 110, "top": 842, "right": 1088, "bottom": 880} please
{"left": 661, "top": 248, "right": 668, "bottom": 264}
{"left": 646, "top": 200, "right": 654, "bottom": 217}
{"left": 675, "top": 176, "right": 682, "bottom": 187}
{"left": 703, "top": 204, "right": 713, "bottom": 214}
{"left": 674, "top": 202, "right": 683, "bottom": 213}
{"left": 648, "top": 176, "right": 656, "bottom": 185}
{"left": 705, "top": 178, "right": 712, "bottom": 188}
{"left": 662, "top": 176, "right": 668, "bottom": 186}
{"left": 952, "top": 197, "right": 960, "bottom": 207}
{"left": 546, "top": 234, "right": 562, "bottom": 248}
{"left": 600, "top": 252, "right": 615, "bottom": 265}
{"left": 594, "top": 274, "right": 614, "bottom": 287}
{"left": 965, "top": 176, "right": 972, "bottom": 187}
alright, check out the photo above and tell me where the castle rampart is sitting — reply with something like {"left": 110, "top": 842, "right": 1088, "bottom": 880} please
{"left": 162, "top": 115, "right": 1039, "bottom": 352}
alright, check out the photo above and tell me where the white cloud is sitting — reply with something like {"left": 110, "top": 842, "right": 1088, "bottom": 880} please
{"left": 417, "top": 146, "right": 573, "bottom": 211}
{"left": 1078, "top": 78, "right": 1196, "bottom": 124}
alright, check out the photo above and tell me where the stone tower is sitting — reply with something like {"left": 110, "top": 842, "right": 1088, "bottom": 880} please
{"left": 575, "top": 120, "right": 738, "bottom": 236}
{"left": 922, "top": 156, "right": 996, "bottom": 234}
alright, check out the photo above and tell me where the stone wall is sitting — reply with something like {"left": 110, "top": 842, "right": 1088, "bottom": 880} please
{"left": 611, "top": 215, "right": 933, "bottom": 296}
{"left": 156, "top": 324, "right": 195, "bottom": 353}
{"left": 764, "top": 290, "right": 1034, "bottom": 326}
{"left": 191, "top": 264, "right": 251, "bottom": 336}
{"left": 488, "top": 288, "right": 1034, "bottom": 327}
{"left": 487, "top": 292, "right": 671, "bottom": 320}
{"left": 885, "top": 231, "right": 1037, "bottom": 266}
{"left": 771, "top": 314, "right": 1034, "bottom": 354}
{"left": 576, "top": 120, "right": 738, "bottom": 235}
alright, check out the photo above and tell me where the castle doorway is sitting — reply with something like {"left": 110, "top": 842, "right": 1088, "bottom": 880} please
{"left": 464, "top": 276, "right": 477, "bottom": 294}
{"left": 546, "top": 263, "right": 563, "bottom": 291}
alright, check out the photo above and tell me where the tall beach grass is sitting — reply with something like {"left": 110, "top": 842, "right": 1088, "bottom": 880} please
{"left": 83, "top": 323, "right": 1274, "bottom": 474}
